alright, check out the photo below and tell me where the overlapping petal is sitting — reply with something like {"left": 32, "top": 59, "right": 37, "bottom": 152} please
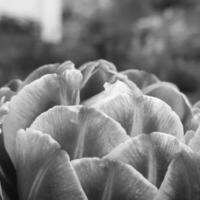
{"left": 72, "top": 157, "right": 157, "bottom": 200}
{"left": 121, "top": 69, "right": 160, "bottom": 89}
{"left": 0, "top": 59, "right": 200, "bottom": 200}
{"left": 20, "top": 61, "right": 75, "bottom": 89}
{"left": 79, "top": 59, "right": 117, "bottom": 100}
{"left": 3, "top": 74, "right": 60, "bottom": 164}
{"left": 143, "top": 82, "right": 193, "bottom": 131}
{"left": 15, "top": 129, "right": 87, "bottom": 200}
{"left": 155, "top": 151, "right": 200, "bottom": 200}
{"left": 106, "top": 132, "right": 191, "bottom": 187}
{"left": 84, "top": 80, "right": 184, "bottom": 139}
{"left": 30, "top": 105, "right": 129, "bottom": 159}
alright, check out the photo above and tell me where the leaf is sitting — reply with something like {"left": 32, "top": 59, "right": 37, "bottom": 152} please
{"left": 106, "top": 132, "right": 191, "bottom": 188}
{"left": 72, "top": 157, "right": 157, "bottom": 200}
{"left": 121, "top": 69, "right": 160, "bottom": 89}
{"left": 16, "top": 129, "right": 87, "bottom": 200}
{"left": 31, "top": 105, "right": 129, "bottom": 159}
{"left": 155, "top": 151, "right": 200, "bottom": 200}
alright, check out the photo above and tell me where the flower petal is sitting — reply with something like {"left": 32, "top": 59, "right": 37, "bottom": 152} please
{"left": 72, "top": 157, "right": 157, "bottom": 200}
{"left": 79, "top": 60, "right": 117, "bottom": 100}
{"left": 5, "top": 79, "right": 22, "bottom": 92}
{"left": 30, "top": 106, "right": 129, "bottom": 159}
{"left": 21, "top": 64, "right": 59, "bottom": 88}
{"left": 84, "top": 80, "right": 142, "bottom": 135}
{"left": 188, "top": 127, "right": 200, "bottom": 153}
{"left": 121, "top": 69, "right": 160, "bottom": 89}
{"left": 106, "top": 132, "right": 191, "bottom": 188}
{"left": 3, "top": 74, "right": 60, "bottom": 164}
{"left": 155, "top": 151, "right": 200, "bottom": 200}
{"left": 0, "top": 87, "right": 15, "bottom": 103}
{"left": 16, "top": 129, "right": 87, "bottom": 200}
{"left": 143, "top": 82, "right": 192, "bottom": 131}
{"left": 0, "top": 133, "right": 18, "bottom": 200}
{"left": 141, "top": 95, "right": 184, "bottom": 139}
{"left": 59, "top": 69, "right": 82, "bottom": 105}
{"left": 84, "top": 80, "right": 184, "bottom": 139}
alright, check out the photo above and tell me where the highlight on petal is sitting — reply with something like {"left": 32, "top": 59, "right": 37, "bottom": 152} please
{"left": 121, "top": 69, "right": 160, "bottom": 89}
{"left": 3, "top": 74, "right": 61, "bottom": 164}
{"left": 143, "top": 82, "right": 193, "bottom": 131}
{"left": 79, "top": 59, "right": 117, "bottom": 100}
{"left": 72, "top": 157, "right": 157, "bottom": 200}
{"left": 16, "top": 129, "right": 87, "bottom": 200}
{"left": 30, "top": 105, "right": 129, "bottom": 159}
{"left": 106, "top": 132, "right": 191, "bottom": 188}
{"left": 59, "top": 69, "right": 82, "bottom": 105}
{"left": 155, "top": 151, "right": 200, "bottom": 200}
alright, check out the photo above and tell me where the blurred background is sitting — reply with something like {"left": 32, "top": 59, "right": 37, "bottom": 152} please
{"left": 0, "top": 0, "right": 200, "bottom": 102}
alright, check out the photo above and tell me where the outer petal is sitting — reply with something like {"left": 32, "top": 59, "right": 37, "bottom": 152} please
{"left": 31, "top": 105, "right": 129, "bottom": 159}
{"left": 16, "top": 129, "right": 87, "bottom": 200}
{"left": 72, "top": 157, "right": 157, "bottom": 200}
{"left": 3, "top": 74, "right": 60, "bottom": 164}
{"left": 106, "top": 132, "right": 191, "bottom": 188}
{"left": 121, "top": 69, "right": 160, "bottom": 89}
{"left": 21, "top": 61, "right": 75, "bottom": 89}
{"left": 143, "top": 82, "right": 193, "bottom": 131}
{"left": 0, "top": 133, "right": 18, "bottom": 200}
{"left": 21, "top": 64, "right": 59, "bottom": 88}
{"left": 155, "top": 151, "right": 200, "bottom": 200}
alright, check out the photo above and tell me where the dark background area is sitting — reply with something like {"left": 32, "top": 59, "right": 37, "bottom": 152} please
{"left": 0, "top": 0, "right": 200, "bottom": 102}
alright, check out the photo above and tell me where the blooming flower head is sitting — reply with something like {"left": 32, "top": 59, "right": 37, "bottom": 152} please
{"left": 0, "top": 59, "right": 200, "bottom": 200}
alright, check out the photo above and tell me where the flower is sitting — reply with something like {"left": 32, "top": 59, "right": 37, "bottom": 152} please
{"left": 0, "top": 59, "right": 200, "bottom": 200}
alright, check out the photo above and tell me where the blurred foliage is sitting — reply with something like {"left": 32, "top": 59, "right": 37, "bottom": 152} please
{"left": 0, "top": 0, "right": 200, "bottom": 101}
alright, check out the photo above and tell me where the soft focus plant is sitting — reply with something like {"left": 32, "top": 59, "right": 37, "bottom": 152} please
{"left": 0, "top": 59, "right": 200, "bottom": 200}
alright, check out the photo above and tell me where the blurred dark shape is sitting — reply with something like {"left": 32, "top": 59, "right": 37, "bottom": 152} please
{"left": 0, "top": 0, "right": 200, "bottom": 102}
{"left": 0, "top": 16, "right": 40, "bottom": 36}
{"left": 0, "top": 16, "right": 66, "bottom": 85}
{"left": 151, "top": 0, "right": 196, "bottom": 10}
